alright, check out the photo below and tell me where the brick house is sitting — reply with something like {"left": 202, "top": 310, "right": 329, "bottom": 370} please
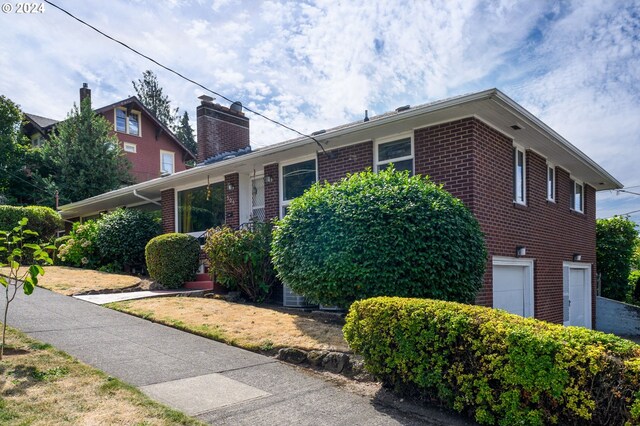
{"left": 22, "top": 83, "right": 195, "bottom": 184}
{"left": 58, "top": 89, "right": 622, "bottom": 328}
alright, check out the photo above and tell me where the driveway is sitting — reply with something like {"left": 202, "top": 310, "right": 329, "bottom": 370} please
{"left": 6, "top": 288, "right": 474, "bottom": 425}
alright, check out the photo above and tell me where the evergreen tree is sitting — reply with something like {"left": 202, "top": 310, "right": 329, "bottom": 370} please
{"left": 174, "top": 110, "right": 197, "bottom": 155}
{"left": 44, "top": 97, "right": 133, "bottom": 204}
{"left": 132, "top": 70, "right": 178, "bottom": 128}
{"left": 0, "top": 96, "right": 48, "bottom": 206}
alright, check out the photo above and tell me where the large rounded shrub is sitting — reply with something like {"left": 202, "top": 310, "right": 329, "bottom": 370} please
{"left": 145, "top": 233, "right": 201, "bottom": 289}
{"left": 0, "top": 205, "right": 62, "bottom": 241}
{"left": 96, "top": 208, "right": 161, "bottom": 270}
{"left": 271, "top": 168, "right": 487, "bottom": 307}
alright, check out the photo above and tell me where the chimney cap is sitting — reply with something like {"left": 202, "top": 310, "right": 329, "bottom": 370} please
{"left": 82, "top": 82, "right": 88, "bottom": 88}
{"left": 198, "top": 95, "right": 215, "bottom": 105}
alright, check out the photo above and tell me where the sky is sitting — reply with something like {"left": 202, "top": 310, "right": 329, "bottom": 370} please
{"left": 0, "top": 0, "right": 638, "bottom": 219}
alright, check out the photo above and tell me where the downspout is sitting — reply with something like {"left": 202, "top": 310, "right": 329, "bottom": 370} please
{"left": 133, "top": 189, "right": 161, "bottom": 206}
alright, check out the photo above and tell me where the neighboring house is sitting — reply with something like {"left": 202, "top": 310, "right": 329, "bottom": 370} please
{"left": 57, "top": 89, "right": 623, "bottom": 329}
{"left": 22, "top": 83, "right": 195, "bottom": 183}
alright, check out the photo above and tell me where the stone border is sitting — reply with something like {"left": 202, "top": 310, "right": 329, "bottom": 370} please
{"left": 276, "top": 347, "right": 374, "bottom": 382}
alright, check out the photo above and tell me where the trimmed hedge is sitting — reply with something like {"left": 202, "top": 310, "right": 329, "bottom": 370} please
{"left": 145, "top": 233, "right": 200, "bottom": 289}
{"left": 96, "top": 208, "right": 161, "bottom": 270}
{"left": 271, "top": 168, "right": 486, "bottom": 307}
{"left": 344, "top": 297, "right": 640, "bottom": 425}
{"left": 0, "top": 205, "right": 61, "bottom": 242}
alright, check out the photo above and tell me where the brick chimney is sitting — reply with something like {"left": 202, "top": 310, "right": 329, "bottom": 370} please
{"left": 196, "top": 95, "right": 250, "bottom": 163}
{"left": 79, "top": 83, "right": 91, "bottom": 108}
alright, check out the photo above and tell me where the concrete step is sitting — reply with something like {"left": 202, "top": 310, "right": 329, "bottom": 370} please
{"left": 195, "top": 273, "right": 211, "bottom": 281}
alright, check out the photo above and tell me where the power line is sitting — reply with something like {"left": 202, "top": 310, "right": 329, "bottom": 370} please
{"left": 43, "top": 0, "right": 328, "bottom": 155}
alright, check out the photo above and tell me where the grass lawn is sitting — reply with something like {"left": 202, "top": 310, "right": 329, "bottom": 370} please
{"left": 0, "top": 326, "right": 203, "bottom": 425}
{"left": 109, "top": 297, "right": 350, "bottom": 353}
{"left": 0, "top": 265, "right": 140, "bottom": 295}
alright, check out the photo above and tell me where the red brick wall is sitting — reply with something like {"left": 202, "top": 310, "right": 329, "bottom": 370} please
{"left": 318, "top": 141, "right": 373, "bottom": 183}
{"left": 264, "top": 163, "right": 280, "bottom": 220}
{"left": 196, "top": 103, "right": 249, "bottom": 164}
{"left": 161, "top": 188, "right": 175, "bottom": 233}
{"left": 413, "top": 117, "right": 596, "bottom": 324}
{"left": 102, "top": 109, "right": 188, "bottom": 183}
{"left": 224, "top": 173, "right": 240, "bottom": 228}
{"left": 470, "top": 119, "right": 596, "bottom": 324}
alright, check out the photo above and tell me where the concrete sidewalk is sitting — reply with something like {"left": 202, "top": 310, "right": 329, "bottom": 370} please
{"left": 7, "top": 288, "right": 473, "bottom": 425}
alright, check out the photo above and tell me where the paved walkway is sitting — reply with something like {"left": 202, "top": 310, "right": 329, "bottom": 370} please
{"left": 74, "top": 289, "right": 204, "bottom": 304}
{"left": 7, "top": 288, "right": 473, "bottom": 425}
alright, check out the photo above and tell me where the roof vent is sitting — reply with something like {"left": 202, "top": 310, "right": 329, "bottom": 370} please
{"left": 510, "top": 123, "right": 523, "bottom": 131}
{"left": 395, "top": 105, "right": 410, "bottom": 112}
{"left": 364, "top": 109, "right": 369, "bottom": 122}
{"left": 230, "top": 101, "right": 243, "bottom": 112}
{"left": 311, "top": 129, "right": 326, "bottom": 136}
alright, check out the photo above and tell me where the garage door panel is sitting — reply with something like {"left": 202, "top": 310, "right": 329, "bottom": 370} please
{"left": 493, "top": 262, "right": 532, "bottom": 318}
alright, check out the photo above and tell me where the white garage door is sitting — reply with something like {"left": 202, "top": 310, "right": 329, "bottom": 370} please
{"left": 493, "top": 258, "right": 534, "bottom": 317}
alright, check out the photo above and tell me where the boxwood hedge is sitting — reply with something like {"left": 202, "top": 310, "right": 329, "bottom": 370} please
{"left": 271, "top": 168, "right": 486, "bottom": 307}
{"left": 145, "top": 233, "right": 200, "bottom": 289}
{"left": 344, "top": 297, "right": 640, "bottom": 425}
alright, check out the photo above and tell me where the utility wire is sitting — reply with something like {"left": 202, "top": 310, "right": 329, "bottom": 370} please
{"left": 43, "top": 0, "right": 328, "bottom": 155}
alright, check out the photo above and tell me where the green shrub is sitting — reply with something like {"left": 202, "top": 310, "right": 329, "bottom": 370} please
{"left": 344, "top": 297, "right": 640, "bottom": 425}
{"left": 56, "top": 220, "right": 99, "bottom": 268}
{"left": 96, "top": 209, "right": 161, "bottom": 271}
{"left": 629, "top": 270, "right": 640, "bottom": 304}
{"left": 271, "top": 168, "right": 486, "bottom": 308}
{"left": 204, "top": 221, "right": 278, "bottom": 302}
{"left": 597, "top": 216, "right": 638, "bottom": 301}
{"left": 145, "top": 233, "right": 200, "bottom": 289}
{"left": 0, "top": 206, "right": 61, "bottom": 242}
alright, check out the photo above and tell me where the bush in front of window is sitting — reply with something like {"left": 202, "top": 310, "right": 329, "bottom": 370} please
{"left": 344, "top": 296, "right": 640, "bottom": 425}
{"left": 271, "top": 167, "right": 487, "bottom": 308}
{"left": 96, "top": 208, "right": 161, "bottom": 272}
{"left": 145, "top": 233, "right": 200, "bottom": 289}
{"left": 204, "top": 221, "right": 279, "bottom": 302}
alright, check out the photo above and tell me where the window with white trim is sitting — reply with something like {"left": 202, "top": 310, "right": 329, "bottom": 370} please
{"left": 160, "top": 150, "right": 175, "bottom": 175}
{"left": 281, "top": 158, "right": 317, "bottom": 217}
{"left": 513, "top": 146, "right": 526, "bottom": 205}
{"left": 571, "top": 179, "right": 584, "bottom": 213}
{"left": 115, "top": 108, "right": 141, "bottom": 136}
{"left": 123, "top": 142, "right": 137, "bottom": 153}
{"left": 376, "top": 135, "right": 413, "bottom": 175}
{"left": 547, "top": 164, "right": 555, "bottom": 202}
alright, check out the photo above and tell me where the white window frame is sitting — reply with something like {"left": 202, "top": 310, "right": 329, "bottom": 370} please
{"left": 562, "top": 261, "right": 592, "bottom": 328}
{"left": 160, "top": 150, "right": 175, "bottom": 175}
{"left": 114, "top": 107, "right": 142, "bottom": 137}
{"left": 513, "top": 145, "right": 526, "bottom": 205}
{"left": 492, "top": 257, "right": 535, "bottom": 318}
{"left": 374, "top": 132, "right": 414, "bottom": 175}
{"left": 570, "top": 178, "right": 584, "bottom": 213}
{"left": 123, "top": 142, "right": 137, "bottom": 153}
{"left": 546, "top": 163, "right": 555, "bottom": 202}
{"left": 279, "top": 155, "right": 318, "bottom": 218}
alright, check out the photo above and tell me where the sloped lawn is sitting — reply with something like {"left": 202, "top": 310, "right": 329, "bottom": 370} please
{"left": 0, "top": 265, "right": 141, "bottom": 295}
{"left": 0, "top": 327, "right": 202, "bottom": 425}
{"left": 109, "top": 297, "right": 350, "bottom": 353}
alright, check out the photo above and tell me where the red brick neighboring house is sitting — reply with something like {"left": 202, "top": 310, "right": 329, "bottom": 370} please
{"left": 22, "top": 83, "right": 195, "bottom": 184}
{"left": 58, "top": 89, "right": 622, "bottom": 328}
